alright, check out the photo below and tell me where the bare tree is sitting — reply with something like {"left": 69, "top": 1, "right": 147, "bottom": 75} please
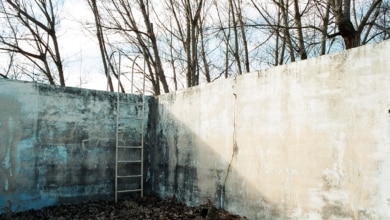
{"left": 199, "top": 14, "right": 212, "bottom": 83}
{"left": 313, "top": 0, "right": 332, "bottom": 55}
{"left": 213, "top": 0, "right": 232, "bottom": 78}
{"left": 360, "top": 0, "right": 390, "bottom": 44}
{"left": 0, "top": 0, "right": 65, "bottom": 86}
{"left": 165, "top": 0, "right": 204, "bottom": 87}
{"left": 87, "top": 0, "right": 114, "bottom": 91}
{"left": 93, "top": 0, "right": 170, "bottom": 95}
{"left": 228, "top": 0, "right": 242, "bottom": 75}
{"left": 80, "top": 0, "right": 390, "bottom": 92}
{"left": 0, "top": 51, "right": 14, "bottom": 78}
{"left": 213, "top": 0, "right": 252, "bottom": 77}
{"left": 329, "top": 0, "right": 383, "bottom": 49}
{"left": 250, "top": 0, "right": 295, "bottom": 64}
{"left": 293, "top": 0, "right": 308, "bottom": 60}
{"left": 139, "top": 0, "right": 170, "bottom": 93}
{"left": 232, "top": 0, "right": 250, "bottom": 72}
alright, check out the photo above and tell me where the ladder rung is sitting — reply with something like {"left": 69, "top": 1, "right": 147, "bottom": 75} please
{"left": 117, "top": 160, "right": 142, "bottom": 163}
{"left": 117, "top": 128, "right": 141, "bottom": 133}
{"left": 117, "top": 129, "right": 143, "bottom": 133}
{"left": 118, "top": 145, "right": 142, "bottom": 148}
{"left": 116, "top": 101, "right": 144, "bottom": 106}
{"left": 117, "top": 175, "right": 142, "bottom": 178}
{"left": 117, "top": 189, "right": 142, "bottom": 193}
{"left": 117, "top": 116, "right": 143, "bottom": 120}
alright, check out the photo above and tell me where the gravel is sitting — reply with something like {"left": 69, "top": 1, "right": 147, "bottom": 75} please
{"left": 0, "top": 196, "right": 247, "bottom": 220}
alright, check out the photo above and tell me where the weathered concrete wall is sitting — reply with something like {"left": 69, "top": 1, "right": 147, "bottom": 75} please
{"left": 0, "top": 80, "right": 148, "bottom": 213}
{"left": 2, "top": 41, "right": 390, "bottom": 218}
{"left": 152, "top": 40, "right": 390, "bottom": 219}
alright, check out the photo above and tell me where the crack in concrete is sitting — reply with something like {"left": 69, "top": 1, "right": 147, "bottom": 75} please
{"left": 221, "top": 92, "right": 238, "bottom": 209}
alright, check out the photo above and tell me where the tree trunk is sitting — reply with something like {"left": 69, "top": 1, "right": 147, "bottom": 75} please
{"left": 199, "top": 19, "right": 211, "bottom": 83}
{"left": 139, "top": 0, "right": 169, "bottom": 94}
{"left": 229, "top": 0, "right": 242, "bottom": 75}
{"left": 337, "top": 17, "right": 360, "bottom": 49}
{"left": 331, "top": 0, "right": 360, "bottom": 49}
{"left": 88, "top": 0, "right": 113, "bottom": 91}
{"left": 293, "top": 0, "right": 307, "bottom": 60}
{"left": 235, "top": 0, "right": 250, "bottom": 72}
{"left": 320, "top": 1, "right": 331, "bottom": 55}
{"left": 278, "top": 0, "right": 295, "bottom": 62}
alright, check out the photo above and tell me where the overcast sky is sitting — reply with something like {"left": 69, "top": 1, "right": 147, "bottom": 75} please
{"left": 61, "top": 0, "right": 108, "bottom": 91}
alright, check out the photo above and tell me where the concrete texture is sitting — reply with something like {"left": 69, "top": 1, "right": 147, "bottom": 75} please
{"left": 1, "top": 40, "right": 390, "bottom": 219}
{"left": 0, "top": 81, "right": 148, "bottom": 213}
{"left": 152, "top": 40, "right": 390, "bottom": 219}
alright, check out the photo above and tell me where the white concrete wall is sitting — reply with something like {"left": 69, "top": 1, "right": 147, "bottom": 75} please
{"left": 154, "top": 40, "right": 390, "bottom": 219}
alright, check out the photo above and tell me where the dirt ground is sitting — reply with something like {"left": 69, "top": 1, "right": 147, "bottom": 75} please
{"left": 0, "top": 196, "right": 247, "bottom": 220}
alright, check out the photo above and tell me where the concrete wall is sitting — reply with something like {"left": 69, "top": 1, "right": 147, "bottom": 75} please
{"left": 1, "top": 40, "right": 390, "bottom": 219}
{"left": 152, "top": 40, "right": 390, "bottom": 219}
{"left": 0, "top": 81, "right": 148, "bottom": 213}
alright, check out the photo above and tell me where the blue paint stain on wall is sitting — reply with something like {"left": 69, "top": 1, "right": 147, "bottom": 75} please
{"left": 18, "top": 193, "right": 57, "bottom": 211}
{"left": 0, "top": 196, "right": 6, "bottom": 212}
{"left": 41, "top": 145, "right": 67, "bottom": 164}
{"left": 0, "top": 80, "right": 147, "bottom": 214}
{"left": 0, "top": 193, "right": 57, "bottom": 213}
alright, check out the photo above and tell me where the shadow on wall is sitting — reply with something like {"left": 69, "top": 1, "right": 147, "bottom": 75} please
{"left": 147, "top": 99, "right": 285, "bottom": 220}
{"left": 146, "top": 85, "right": 374, "bottom": 219}
{"left": 145, "top": 41, "right": 390, "bottom": 219}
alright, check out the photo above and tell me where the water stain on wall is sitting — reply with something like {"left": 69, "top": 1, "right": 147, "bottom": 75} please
{"left": 0, "top": 95, "right": 23, "bottom": 194}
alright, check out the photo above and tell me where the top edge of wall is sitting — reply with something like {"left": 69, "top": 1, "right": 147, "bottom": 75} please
{"left": 0, "top": 78, "right": 150, "bottom": 98}
{"left": 158, "top": 39, "right": 390, "bottom": 98}
{"left": 1, "top": 39, "right": 388, "bottom": 99}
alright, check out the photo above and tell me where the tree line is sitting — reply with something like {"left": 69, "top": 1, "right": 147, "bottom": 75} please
{"left": 1, "top": 0, "right": 389, "bottom": 94}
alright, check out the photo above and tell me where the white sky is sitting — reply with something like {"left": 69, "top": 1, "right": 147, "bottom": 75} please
{"left": 60, "top": 0, "right": 108, "bottom": 91}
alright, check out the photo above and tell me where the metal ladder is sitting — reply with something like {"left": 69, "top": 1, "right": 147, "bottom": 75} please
{"left": 114, "top": 53, "right": 145, "bottom": 202}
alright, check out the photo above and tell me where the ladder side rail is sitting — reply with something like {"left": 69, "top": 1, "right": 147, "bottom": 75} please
{"left": 115, "top": 52, "right": 121, "bottom": 203}
{"left": 140, "top": 53, "right": 146, "bottom": 197}
{"left": 131, "top": 55, "right": 141, "bottom": 94}
{"left": 115, "top": 52, "right": 145, "bottom": 201}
